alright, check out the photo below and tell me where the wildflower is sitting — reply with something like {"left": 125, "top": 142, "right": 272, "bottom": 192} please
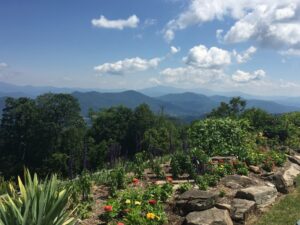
{"left": 132, "top": 178, "right": 139, "bottom": 185}
{"left": 117, "top": 222, "right": 125, "bottom": 225}
{"left": 146, "top": 212, "right": 156, "bottom": 220}
{"left": 135, "top": 201, "right": 141, "bottom": 205}
{"left": 104, "top": 205, "right": 113, "bottom": 212}
{"left": 148, "top": 199, "right": 157, "bottom": 205}
{"left": 166, "top": 176, "right": 173, "bottom": 183}
{"left": 125, "top": 199, "right": 131, "bottom": 204}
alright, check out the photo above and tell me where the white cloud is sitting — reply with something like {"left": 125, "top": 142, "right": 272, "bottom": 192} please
{"left": 161, "top": 66, "right": 224, "bottom": 85}
{"left": 183, "top": 45, "right": 231, "bottom": 68}
{"left": 280, "top": 48, "right": 300, "bottom": 56}
{"left": 94, "top": 57, "right": 161, "bottom": 75}
{"left": 170, "top": 46, "right": 180, "bottom": 54}
{"left": 163, "top": 0, "right": 300, "bottom": 50}
{"left": 149, "top": 77, "right": 161, "bottom": 85}
{"left": 233, "top": 46, "right": 257, "bottom": 63}
{"left": 0, "top": 62, "right": 8, "bottom": 69}
{"left": 232, "top": 69, "right": 266, "bottom": 83}
{"left": 144, "top": 19, "right": 157, "bottom": 27}
{"left": 91, "top": 15, "right": 139, "bottom": 30}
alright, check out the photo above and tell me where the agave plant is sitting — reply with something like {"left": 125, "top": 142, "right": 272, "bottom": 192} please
{"left": 0, "top": 169, "right": 76, "bottom": 225}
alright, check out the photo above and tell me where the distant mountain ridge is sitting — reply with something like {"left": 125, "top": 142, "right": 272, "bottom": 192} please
{"left": 0, "top": 82, "right": 300, "bottom": 121}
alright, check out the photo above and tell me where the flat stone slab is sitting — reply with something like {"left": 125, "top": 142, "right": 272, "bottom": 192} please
{"left": 231, "top": 199, "right": 256, "bottom": 223}
{"left": 185, "top": 207, "right": 233, "bottom": 225}
{"left": 176, "top": 189, "right": 218, "bottom": 216}
{"left": 221, "top": 175, "right": 257, "bottom": 189}
{"left": 235, "top": 185, "right": 277, "bottom": 207}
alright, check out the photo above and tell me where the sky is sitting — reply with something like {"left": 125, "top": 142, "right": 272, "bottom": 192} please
{"left": 0, "top": 0, "right": 300, "bottom": 96}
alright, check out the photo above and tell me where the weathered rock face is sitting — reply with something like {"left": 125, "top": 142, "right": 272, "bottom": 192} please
{"left": 184, "top": 207, "right": 233, "bottom": 225}
{"left": 283, "top": 163, "right": 300, "bottom": 187}
{"left": 288, "top": 155, "right": 300, "bottom": 166}
{"left": 231, "top": 199, "right": 256, "bottom": 223}
{"left": 267, "top": 173, "right": 289, "bottom": 193}
{"left": 249, "top": 165, "right": 261, "bottom": 174}
{"left": 176, "top": 189, "right": 218, "bottom": 216}
{"left": 235, "top": 185, "right": 278, "bottom": 207}
{"left": 221, "top": 175, "right": 257, "bottom": 189}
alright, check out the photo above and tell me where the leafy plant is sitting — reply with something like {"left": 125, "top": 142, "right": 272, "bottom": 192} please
{"left": 177, "top": 183, "right": 193, "bottom": 194}
{"left": 0, "top": 169, "right": 76, "bottom": 225}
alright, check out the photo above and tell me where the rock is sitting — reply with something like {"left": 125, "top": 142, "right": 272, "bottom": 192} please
{"left": 176, "top": 189, "right": 218, "bottom": 216}
{"left": 283, "top": 163, "right": 300, "bottom": 187}
{"left": 184, "top": 207, "right": 233, "bottom": 225}
{"left": 211, "top": 156, "right": 237, "bottom": 164}
{"left": 216, "top": 203, "right": 232, "bottom": 212}
{"left": 231, "top": 199, "right": 256, "bottom": 223}
{"left": 288, "top": 155, "right": 300, "bottom": 166}
{"left": 235, "top": 185, "right": 277, "bottom": 207}
{"left": 267, "top": 173, "right": 289, "bottom": 193}
{"left": 249, "top": 165, "right": 261, "bottom": 174}
{"left": 221, "top": 175, "right": 257, "bottom": 189}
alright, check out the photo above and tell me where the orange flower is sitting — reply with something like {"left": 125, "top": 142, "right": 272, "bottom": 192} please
{"left": 132, "top": 178, "right": 139, "bottom": 185}
{"left": 104, "top": 205, "right": 113, "bottom": 212}
{"left": 117, "top": 222, "right": 125, "bottom": 225}
{"left": 148, "top": 199, "right": 157, "bottom": 205}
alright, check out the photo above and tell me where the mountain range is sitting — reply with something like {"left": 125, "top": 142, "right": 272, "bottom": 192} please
{"left": 0, "top": 82, "right": 299, "bottom": 121}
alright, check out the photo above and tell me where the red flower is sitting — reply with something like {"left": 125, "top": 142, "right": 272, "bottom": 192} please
{"left": 166, "top": 176, "right": 173, "bottom": 183}
{"left": 149, "top": 199, "right": 157, "bottom": 205}
{"left": 117, "top": 222, "right": 125, "bottom": 225}
{"left": 104, "top": 205, "right": 113, "bottom": 212}
{"left": 132, "top": 178, "right": 139, "bottom": 185}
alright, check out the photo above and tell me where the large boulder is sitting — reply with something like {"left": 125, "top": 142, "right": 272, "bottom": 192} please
{"left": 221, "top": 175, "right": 257, "bottom": 189}
{"left": 184, "top": 207, "right": 233, "bottom": 225}
{"left": 176, "top": 189, "right": 218, "bottom": 216}
{"left": 235, "top": 185, "right": 277, "bottom": 207}
{"left": 231, "top": 199, "right": 256, "bottom": 224}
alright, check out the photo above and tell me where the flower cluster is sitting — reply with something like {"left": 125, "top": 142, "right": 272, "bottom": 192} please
{"left": 100, "top": 179, "right": 173, "bottom": 225}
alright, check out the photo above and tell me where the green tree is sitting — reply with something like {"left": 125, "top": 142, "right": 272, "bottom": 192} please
{"left": 208, "top": 97, "right": 246, "bottom": 118}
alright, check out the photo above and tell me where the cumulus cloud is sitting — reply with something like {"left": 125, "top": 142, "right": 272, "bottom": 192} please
{"left": 232, "top": 69, "right": 266, "bottom": 83}
{"left": 0, "top": 62, "right": 8, "bottom": 69}
{"left": 91, "top": 15, "right": 139, "bottom": 30}
{"left": 163, "top": 0, "right": 300, "bottom": 50}
{"left": 170, "top": 46, "right": 180, "bottom": 54}
{"left": 183, "top": 45, "right": 231, "bottom": 68}
{"left": 94, "top": 57, "right": 161, "bottom": 75}
{"left": 233, "top": 46, "right": 257, "bottom": 63}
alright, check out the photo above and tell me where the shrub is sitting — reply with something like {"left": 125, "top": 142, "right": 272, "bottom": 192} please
{"left": 189, "top": 118, "right": 255, "bottom": 160}
{"left": 0, "top": 169, "right": 75, "bottom": 225}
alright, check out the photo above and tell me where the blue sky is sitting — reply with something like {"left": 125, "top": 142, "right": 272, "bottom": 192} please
{"left": 0, "top": 0, "right": 300, "bottom": 96}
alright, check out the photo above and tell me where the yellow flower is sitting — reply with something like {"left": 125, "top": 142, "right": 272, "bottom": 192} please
{"left": 125, "top": 199, "right": 131, "bottom": 204}
{"left": 135, "top": 201, "right": 141, "bottom": 205}
{"left": 146, "top": 212, "right": 156, "bottom": 220}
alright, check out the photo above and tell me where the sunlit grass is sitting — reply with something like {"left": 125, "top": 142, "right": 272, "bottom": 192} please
{"left": 255, "top": 176, "right": 300, "bottom": 225}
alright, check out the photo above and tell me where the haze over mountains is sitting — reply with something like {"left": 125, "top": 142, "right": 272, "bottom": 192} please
{"left": 0, "top": 82, "right": 299, "bottom": 121}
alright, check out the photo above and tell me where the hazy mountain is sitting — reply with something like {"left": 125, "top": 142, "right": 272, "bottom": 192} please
{"left": 0, "top": 82, "right": 299, "bottom": 121}
{"left": 71, "top": 90, "right": 192, "bottom": 117}
{"left": 157, "top": 92, "right": 219, "bottom": 115}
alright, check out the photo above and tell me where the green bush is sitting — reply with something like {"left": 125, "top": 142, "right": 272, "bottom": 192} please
{"left": 189, "top": 118, "right": 255, "bottom": 160}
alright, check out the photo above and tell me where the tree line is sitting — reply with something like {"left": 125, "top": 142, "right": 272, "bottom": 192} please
{"left": 0, "top": 93, "right": 185, "bottom": 178}
{"left": 1, "top": 94, "right": 300, "bottom": 179}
